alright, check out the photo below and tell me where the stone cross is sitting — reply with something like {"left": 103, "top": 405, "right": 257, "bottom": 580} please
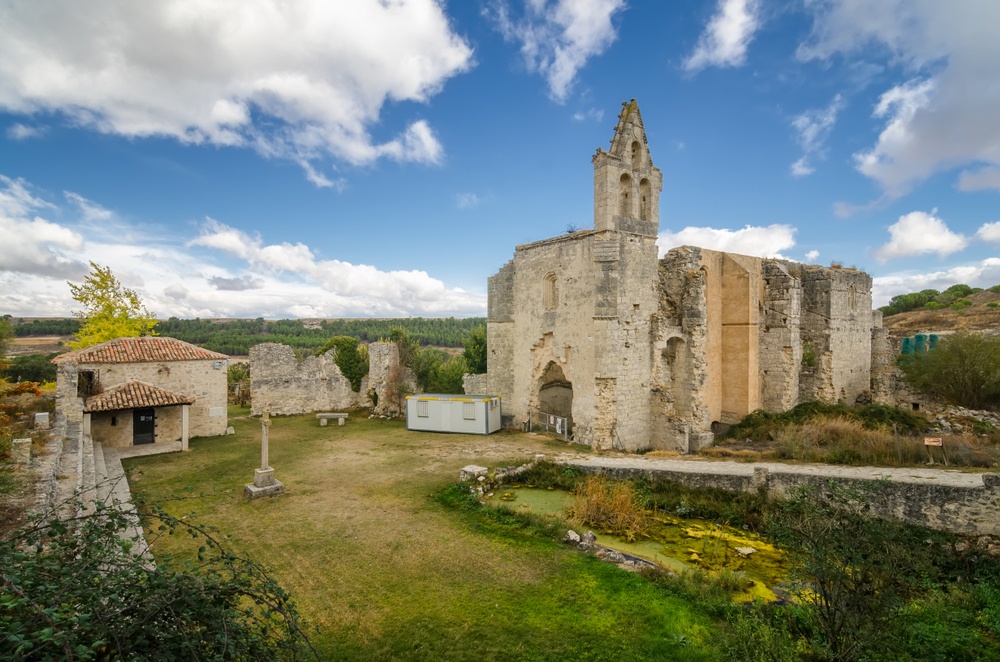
{"left": 261, "top": 409, "right": 271, "bottom": 470}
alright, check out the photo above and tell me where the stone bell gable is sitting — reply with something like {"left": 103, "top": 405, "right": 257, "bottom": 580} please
{"left": 487, "top": 99, "right": 875, "bottom": 453}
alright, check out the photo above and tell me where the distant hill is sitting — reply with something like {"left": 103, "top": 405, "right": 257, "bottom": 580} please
{"left": 881, "top": 289, "right": 1000, "bottom": 338}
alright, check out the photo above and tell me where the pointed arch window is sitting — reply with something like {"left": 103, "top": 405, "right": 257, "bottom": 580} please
{"left": 639, "top": 178, "right": 651, "bottom": 221}
{"left": 631, "top": 140, "right": 642, "bottom": 170}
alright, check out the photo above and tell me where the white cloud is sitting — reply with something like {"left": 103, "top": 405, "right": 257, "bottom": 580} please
{"left": 805, "top": 249, "right": 820, "bottom": 261}
{"left": 0, "top": 176, "right": 85, "bottom": 278}
{"left": 6, "top": 123, "right": 43, "bottom": 140}
{"left": 571, "top": 108, "right": 604, "bottom": 122}
{"left": 0, "top": 177, "right": 486, "bottom": 318}
{"left": 874, "top": 210, "right": 967, "bottom": 262}
{"left": 455, "top": 193, "right": 481, "bottom": 210}
{"left": 657, "top": 224, "right": 796, "bottom": 258}
{"left": 799, "top": 1, "right": 1000, "bottom": 196}
{"left": 975, "top": 221, "right": 1000, "bottom": 245}
{"left": 873, "top": 258, "right": 1000, "bottom": 307}
{"left": 790, "top": 94, "right": 844, "bottom": 177}
{"left": 683, "top": 0, "right": 761, "bottom": 72}
{"left": 489, "top": 0, "right": 626, "bottom": 102}
{"left": 0, "top": 1, "right": 473, "bottom": 185}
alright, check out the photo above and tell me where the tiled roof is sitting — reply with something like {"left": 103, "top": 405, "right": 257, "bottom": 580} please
{"left": 53, "top": 336, "right": 229, "bottom": 365}
{"left": 84, "top": 381, "right": 195, "bottom": 413}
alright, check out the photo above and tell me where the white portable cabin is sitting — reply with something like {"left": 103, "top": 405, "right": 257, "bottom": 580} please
{"left": 406, "top": 394, "right": 502, "bottom": 435}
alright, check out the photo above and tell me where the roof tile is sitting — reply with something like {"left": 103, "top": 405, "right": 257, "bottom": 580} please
{"left": 84, "top": 380, "right": 195, "bottom": 413}
{"left": 53, "top": 336, "right": 228, "bottom": 365}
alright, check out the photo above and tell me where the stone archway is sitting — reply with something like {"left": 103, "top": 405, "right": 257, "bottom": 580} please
{"left": 537, "top": 361, "right": 573, "bottom": 422}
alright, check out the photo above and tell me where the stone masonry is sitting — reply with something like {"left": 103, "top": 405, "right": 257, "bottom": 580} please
{"left": 487, "top": 100, "right": 877, "bottom": 453}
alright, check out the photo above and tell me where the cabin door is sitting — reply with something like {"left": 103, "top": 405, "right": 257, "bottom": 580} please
{"left": 133, "top": 408, "right": 155, "bottom": 445}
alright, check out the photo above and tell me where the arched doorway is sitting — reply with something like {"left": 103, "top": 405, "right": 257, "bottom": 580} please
{"left": 537, "top": 361, "right": 573, "bottom": 424}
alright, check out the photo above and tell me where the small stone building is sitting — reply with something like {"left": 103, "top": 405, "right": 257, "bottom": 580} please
{"left": 52, "top": 337, "right": 229, "bottom": 448}
{"left": 487, "top": 100, "right": 875, "bottom": 452}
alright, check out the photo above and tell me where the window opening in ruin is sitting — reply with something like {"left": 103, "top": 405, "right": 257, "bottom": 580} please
{"left": 462, "top": 402, "right": 476, "bottom": 420}
{"left": 631, "top": 141, "right": 641, "bottom": 170}
{"left": 848, "top": 283, "right": 857, "bottom": 312}
{"left": 77, "top": 370, "right": 98, "bottom": 398}
{"left": 619, "top": 173, "right": 631, "bottom": 217}
{"left": 417, "top": 400, "right": 429, "bottom": 417}
{"left": 543, "top": 272, "right": 558, "bottom": 310}
{"left": 912, "top": 402, "right": 920, "bottom": 411}
{"left": 639, "top": 178, "right": 651, "bottom": 221}
{"left": 111, "top": 416, "right": 117, "bottom": 426}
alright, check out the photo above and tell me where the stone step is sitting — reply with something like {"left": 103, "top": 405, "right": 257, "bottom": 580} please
{"left": 101, "top": 447, "right": 153, "bottom": 563}
{"left": 94, "top": 442, "right": 112, "bottom": 505}
{"left": 79, "top": 434, "right": 97, "bottom": 515}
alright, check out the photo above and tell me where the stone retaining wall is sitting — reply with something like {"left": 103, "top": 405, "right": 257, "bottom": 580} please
{"left": 569, "top": 463, "right": 1000, "bottom": 537}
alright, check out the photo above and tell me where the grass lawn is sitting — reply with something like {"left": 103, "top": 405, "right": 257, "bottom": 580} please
{"left": 124, "top": 409, "right": 723, "bottom": 660}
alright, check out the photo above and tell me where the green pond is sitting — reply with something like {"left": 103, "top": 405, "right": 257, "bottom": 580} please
{"left": 486, "top": 487, "right": 789, "bottom": 603}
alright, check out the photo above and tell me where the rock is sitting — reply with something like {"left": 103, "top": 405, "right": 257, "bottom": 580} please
{"left": 459, "top": 465, "right": 489, "bottom": 482}
{"left": 564, "top": 530, "right": 581, "bottom": 544}
{"left": 225, "top": 426, "right": 235, "bottom": 435}
{"left": 734, "top": 546, "right": 756, "bottom": 557}
{"left": 582, "top": 531, "right": 597, "bottom": 545}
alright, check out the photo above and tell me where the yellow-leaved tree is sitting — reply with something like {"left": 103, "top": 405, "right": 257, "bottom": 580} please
{"left": 68, "top": 262, "right": 157, "bottom": 349}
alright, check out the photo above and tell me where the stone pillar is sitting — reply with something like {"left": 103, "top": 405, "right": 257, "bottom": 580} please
{"left": 181, "top": 405, "right": 190, "bottom": 451}
{"left": 245, "top": 410, "right": 284, "bottom": 499}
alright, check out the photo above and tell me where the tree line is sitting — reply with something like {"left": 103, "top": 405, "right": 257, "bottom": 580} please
{"left": 880, "top": 283, "right": 997, "bottom": 316}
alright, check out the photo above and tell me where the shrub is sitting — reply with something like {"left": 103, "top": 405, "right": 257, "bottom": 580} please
{"left": 316, "top": 335, "right": 369, "bottom": 392}
{"left": 462, "top": 325, "right": 487, "bottom": 374}
{"left": 566, "top": 475, "right": 647, "bottom": 541}
{"left": 900, "top": 332, "right": 1000, "bottom": 410}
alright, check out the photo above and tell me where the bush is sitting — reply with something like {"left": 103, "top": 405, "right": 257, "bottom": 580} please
{"left": 316, "top": 336, "right": 369, "bottom": 392}
{"left": 566, "top": 475, "right": 647, "bottom": 541}
{"left": 462, "top": 325, "right": 487, "bottom": 374}
{"left": 0, "top": 502, "right": 315, "bottom": 660}
{"left": 900, "top": 332, "right": 1000, "bottom": 410}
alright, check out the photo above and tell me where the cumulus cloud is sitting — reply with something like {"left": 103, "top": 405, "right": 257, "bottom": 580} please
{"left": 0, "top": 175, "right": 86, "bottom": 278}
{"left": 874, "top": 210, "right": 967, "bottom": 262}
{"left": 790, "top": 94, "right": 844, "bottom": 177}
{"left": 684, "top": 0, "right": 761, "bottom": 72}
{"left": 657, "top": 224, "right": 796, "bottom": 258}
{"left": 0, "top": 1, "right": 473, "bottom": 185}
{"left": 975, "top": 221, "right": 1000, "bottom": 245}
{"left": 805, "top": 249, "right": 820, "bottom": 262}
{"left": 489, "top": 0, "right": 626, "bottom": 102}
{"left": 873, "top": 258, "right": 1000, "bottom": 307}
{"left": 0, "top": 176, "right": 486, "bottom": 318}
{"left": 799, "top": 1, "right": 1000, "bottom": 196}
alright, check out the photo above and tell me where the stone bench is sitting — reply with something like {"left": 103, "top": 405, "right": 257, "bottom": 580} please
{"left": 316, "top": 413, "right": 348, "bottom": 427}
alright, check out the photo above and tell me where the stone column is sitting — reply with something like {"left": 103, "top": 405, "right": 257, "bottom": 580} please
{"left": 245, "top": 410, "right": 284, "bottom": 499}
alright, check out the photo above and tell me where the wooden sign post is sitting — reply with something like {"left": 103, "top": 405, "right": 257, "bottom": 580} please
{"left": 924, "top": 437, "right": 948, "bottom": 466}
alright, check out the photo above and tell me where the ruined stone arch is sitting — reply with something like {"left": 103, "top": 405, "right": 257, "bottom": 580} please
{"left": 543, "top": 272, "right": 558, "bottom": 310}
{"left": 619, "top": 172, "right": 632, "bottom": 217}
{"left": 536, "top": 360, "right": 573, "bottom": 421}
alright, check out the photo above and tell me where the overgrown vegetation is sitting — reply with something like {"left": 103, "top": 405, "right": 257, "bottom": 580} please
{"left": 567, "top": 475, "right": 648, "bottom": 541}
{"left": 900, "top": 331, "right": 1000, "bottom": 410}
{"left": 390, "top": 326, "right": 467, "bottom": 394}
{"left": 315, "top": 335, "right": 369, "bottom": 392}
{"left": 462, "top": 324, "right": 487, "bottom": 374}
{"left": 724, "top": 401, "right": 928, "bottom": 440}
{"left": 0, "top": 352, "right": 57, "bottom": 383}
{"left": 0, "top": 501, "right": 316, "bottom": 660}
{"left": 507, "top": 463, "right": 1000, "bottom": 660}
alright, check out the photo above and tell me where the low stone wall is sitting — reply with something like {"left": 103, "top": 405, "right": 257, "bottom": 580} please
{"left": 462, "top": 372, "right": 489, "bottom": 395}
{"left": 570, "top": 463, "right": 1000, "bottom": 537}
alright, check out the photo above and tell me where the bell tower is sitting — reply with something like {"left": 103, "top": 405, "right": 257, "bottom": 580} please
{"left": 592, "top": 99, "right": 662, "bottom": 236}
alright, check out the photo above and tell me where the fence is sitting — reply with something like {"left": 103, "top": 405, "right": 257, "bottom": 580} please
{"left": 527, "top": 409, "right": 572, "bottom": 442}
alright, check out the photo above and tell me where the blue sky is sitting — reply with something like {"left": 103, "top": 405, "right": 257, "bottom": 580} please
{"left": 1, "top": 0, "right": 999, "bottom": 319}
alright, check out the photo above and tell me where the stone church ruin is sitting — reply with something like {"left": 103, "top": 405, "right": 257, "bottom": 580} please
{"left": 487, "top": 100, "right": 877, "bottom": 452}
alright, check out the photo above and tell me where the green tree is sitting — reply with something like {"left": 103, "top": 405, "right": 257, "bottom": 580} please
{"left": 462, "top": 325, "right": 487, "bottom": 374}
{"left": 900, "top": 332, "right": 1000, "bottom": 410}
{"left": 0, "top": 502, "right": 316, "bottom": 660}
{"left": 68, "top": 262, "right": 157, "bottom": 349}
{"left": 0, "top": 316, "right": 12, "bottom": 360}
{"left": 0, "top": 353, "right": 58, "bottom": 383}
{"left": 316, "top": 336, "right": 369, "bottom": 392}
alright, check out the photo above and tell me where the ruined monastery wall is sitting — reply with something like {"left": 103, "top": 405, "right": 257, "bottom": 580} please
{"left": 249, "top": 343, "right": 365, "bottom": 416}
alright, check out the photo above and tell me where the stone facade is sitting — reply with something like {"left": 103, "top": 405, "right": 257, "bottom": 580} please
{"left": 249, "top": 341, "right": 415, "bottom": 417}
{"left": 52, "top": 337, "right": 228, "bottom": 448}
{"left": 487, "top": 100, "right": 877, "bottom": 452}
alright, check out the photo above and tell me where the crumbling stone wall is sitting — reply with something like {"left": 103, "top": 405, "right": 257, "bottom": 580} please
{"left": 761, "top": 261, "right": 802, "bottom": 412}
{"left": 462, "top": 372, "right": 489, "bottom": 395}
{"left": 249, "top": 343, "right": 366, "bottom": 415}
{"left": 367, "top": 341, "right": 416, "bottom": 418}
